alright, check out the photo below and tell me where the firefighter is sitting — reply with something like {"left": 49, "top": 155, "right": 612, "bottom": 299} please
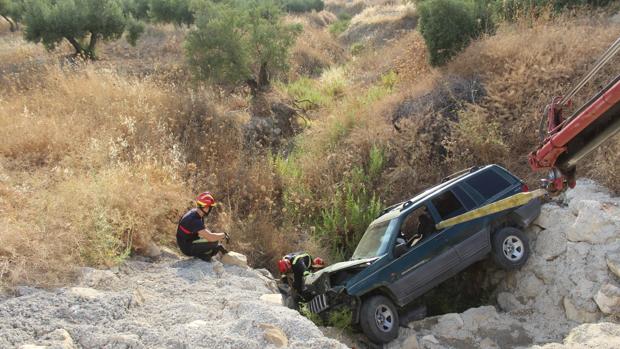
{"left": 278, "top": 252, "right": 325, "bottom": 302}
{"left": 176, "top": 191, "right": 228, "bottom": 262}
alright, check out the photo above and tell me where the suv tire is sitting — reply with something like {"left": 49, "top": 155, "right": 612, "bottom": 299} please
{"left": 492, "top": 227, "right": 530, "bottom": 270}
{"left": 359, "top": 295, "right": 399, "bottom": 344}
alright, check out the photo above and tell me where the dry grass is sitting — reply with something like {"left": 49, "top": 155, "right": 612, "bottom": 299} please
{"left": 445, "top": 16, "right": 620, "bottom": 184}
{"left": 289, "top": 16, "right": 348, "bottom": 78}
{"left": 340, "top": 3, "right": 417, "bottom": 46}
{"left": 350, "top": 3, "right": 416, "bottom": 26}
{"left": 0, "top": 64, "right": 195, "bottom": 288}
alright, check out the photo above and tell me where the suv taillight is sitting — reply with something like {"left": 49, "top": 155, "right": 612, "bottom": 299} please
{"left": 521, "top": 184, "right": 529, "bottom": 192}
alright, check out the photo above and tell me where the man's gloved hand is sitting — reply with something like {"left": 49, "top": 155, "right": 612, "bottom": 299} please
{"left": 224, "top": 232, "right": 230, "bottom": 244}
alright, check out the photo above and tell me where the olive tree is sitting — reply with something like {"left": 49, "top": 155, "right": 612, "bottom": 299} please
{"left": 0, "top": 0, "right": 22, "bottom": 32}
{"left": 22, "top": 0, "right": 144, "bottom": 59}
{"left": 149, "top": 0, "right": 194, "bottom": 26}
{"left": 185, "top": 0, "right": 301, "bottom": 91}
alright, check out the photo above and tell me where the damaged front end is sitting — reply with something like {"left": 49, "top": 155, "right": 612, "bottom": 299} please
{"left": 304, "top": 257, "right": 377, "bottom": 319}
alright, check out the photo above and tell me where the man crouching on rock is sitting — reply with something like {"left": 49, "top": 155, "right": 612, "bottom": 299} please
{"left": 176, "top": 191, "right": 228, "bottom": 262}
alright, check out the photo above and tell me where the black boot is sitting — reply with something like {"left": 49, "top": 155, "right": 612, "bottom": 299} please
{"left": 217, "top": 244, "right": 229, "bottom": 255}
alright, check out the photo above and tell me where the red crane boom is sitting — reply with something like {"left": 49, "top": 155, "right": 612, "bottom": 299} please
{"left": 528, "top": 37, "right": 620, "bottom": 194}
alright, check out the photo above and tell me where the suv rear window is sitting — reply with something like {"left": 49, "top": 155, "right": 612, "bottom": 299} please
{"left": 432, "top": 191, "right": 466, "bottom": 220}
{"left": 465, "top": 170, "right": 511, "bottom": 199}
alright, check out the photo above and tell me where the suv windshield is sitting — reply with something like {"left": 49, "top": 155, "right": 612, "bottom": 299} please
{"left": 351, "top": 220, "right": 394, "bottom": 260}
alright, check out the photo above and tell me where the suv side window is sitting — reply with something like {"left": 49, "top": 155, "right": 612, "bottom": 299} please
{"left": 464, "top": 169, "right": 511, "bottom": 199}
{"left": 431, "top": 190, "right": 466, "bottom": 220}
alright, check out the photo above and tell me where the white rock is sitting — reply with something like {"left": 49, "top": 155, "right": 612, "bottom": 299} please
{"left": 521, "top": 274, "right": 545, "bottom": 298}
{"left": 563, "top": 297, "right": 600, "bottom": 323}
{"left": 567, "top": 200, "right": 619, "bottom": 244}
{"left": 130, "top": 287, "right": 145, "bottom": 307}
{"left": 401, "top": 335, "right": 420, "bottom": 349}
{"left": 186, "top": 320, "right": 208, "bottom": 328}
{"left": 595, "top": 283, "right": 620, "bottom": 315}
{"left": 497, "top": 292, "right": 523, "bottom": 312}
{"left": 606, "top": 250, "right": 620, "bottom": 278}
{"left": 79, "top": 268, "right": 118, "bottom": 288}
{"left": 221, "top": 251, "right": 248, "bottom": 268}
{"left": 536, "top": 322, "right": 620, "bottom": 348}
{"left": 433, "top": 313, "right": 469, "bottom": 340}
{"left": 535, "top": 228, "right": 567, "bottom": 261}
{"left": 420, "top": 334, "right": 440, "bottom": 349}
{"left": 479, "top": 337, "right": 499, "bottom": 349}
{"left": 259, "top": 323, "right": 288, "bottom": 347}
{"left": 69, "top": 287, "right": 103, "bottom": 300}
{"left": 260, "top": 293, "right": 284, "bottom": 305}
{"left": 460, "top": 306, "right": 497, "bottom": 331}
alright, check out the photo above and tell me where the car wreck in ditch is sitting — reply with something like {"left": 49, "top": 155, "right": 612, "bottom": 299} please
{"left": 302, "top": 165, "right": 542, "bottom": 344}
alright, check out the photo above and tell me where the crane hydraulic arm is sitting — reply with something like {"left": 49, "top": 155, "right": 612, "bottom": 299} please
{"left": 528, "top": 37, "right": 620, "bottom": 194}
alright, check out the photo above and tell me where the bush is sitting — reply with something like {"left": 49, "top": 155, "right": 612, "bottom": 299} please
{"left": 22, "top": 0, "right": 143, "bottom": 59}
{"left": 148, "top": 0, "right": 193, "bottom": 26}
{"left": 418, "top": 0, "right": 489, "bottom": 66}
{"left": 329, "top": 13, "right": 351, "bottom": 35}
{"left": 315, "top": 147, "right": 384, "bottom": 260}
{"left": 496, "top": 0, "right": 614, "bottom": 20}
{"left": 283, "top": 0, "right": 324, "bottom": 13}
{"left": 186, "top": 0, "right": 301, "bottom": 89}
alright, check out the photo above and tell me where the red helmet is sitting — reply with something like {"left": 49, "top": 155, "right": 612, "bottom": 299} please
{"left": 196, "top": 191, "right": 217, "bottom": 208}
{"left": 277, "top": 259, "right": 292, "bottom": 274}
{"left": 312, "top": 257, "right": 325, "bottom": 268}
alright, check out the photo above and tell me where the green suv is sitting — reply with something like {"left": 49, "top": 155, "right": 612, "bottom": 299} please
{"left": 304, "top": 165, "right": 541, "bottom": 344}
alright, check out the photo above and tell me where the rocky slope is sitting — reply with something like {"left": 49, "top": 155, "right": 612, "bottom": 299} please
{"left": 2, "top": 179, "right": 619, "bottom": 349}
{"left": 0, "top": 252, "right": 346, "bottom": 349}
{"left": 383, "top": 179, "right": 620, "bottom": 349}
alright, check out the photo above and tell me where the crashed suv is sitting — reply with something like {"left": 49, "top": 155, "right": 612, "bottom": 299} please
{"left": 304, "top": 165, "right": 541, "bottom": 344}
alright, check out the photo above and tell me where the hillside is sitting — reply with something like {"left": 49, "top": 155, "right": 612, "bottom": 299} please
{"left": 1, "top": 0, "right": 620, "bottom": 347}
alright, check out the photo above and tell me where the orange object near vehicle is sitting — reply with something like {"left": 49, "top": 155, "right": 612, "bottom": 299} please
{"left": 278, "top": 259, "right": 291, "bottom": 273}
{"left": 312, "top": 257, "right": 325, "bottom": 268}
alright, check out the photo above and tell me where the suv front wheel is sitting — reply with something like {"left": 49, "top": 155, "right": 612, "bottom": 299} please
{"left": 359, "top": 295, "right": 399, "bottom": 344}
{"left": 492, "top": 227, "right": 530, "bottom": 270}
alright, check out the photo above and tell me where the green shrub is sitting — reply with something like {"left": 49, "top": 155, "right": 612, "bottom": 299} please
{"left": 282, "top": 0, "right": 324, "bottom": 13}
{"left": 350, "top": 42, "right": 364, "bottom": 55}
{"left": 418, "top": 0, "right": 487, "bottom": 66}
{"left": 22, "top": 0, "right": 143, "bottom": 59}
{"left": 148, "top": 0, "right": 193, "bottom": 26}
{"left": 299, "top": 303, "right": 324, "bottom": 325}
{"left": 328, "top": 307, "right": 353, "bottom": 330}
{"left": 316, "top": 147, "right": 384, "bottom": 260}
{"left": 329, "top": 13, "right": 351, "bottom": 35}
{"left": 186, "top": 0, "right": 301, "bottom": 88}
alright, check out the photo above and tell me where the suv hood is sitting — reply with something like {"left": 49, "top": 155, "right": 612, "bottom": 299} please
{"left": 305, "top": 257, "right": 378, "bottom": 285}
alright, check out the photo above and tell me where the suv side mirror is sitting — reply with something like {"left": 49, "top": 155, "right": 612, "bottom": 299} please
{"left": 394, "top": 243, "right": 408, "bottom": 258}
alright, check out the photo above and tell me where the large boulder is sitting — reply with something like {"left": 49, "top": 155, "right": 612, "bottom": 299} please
{"left": 220, "top": 251, "right": 248, "bottom": 268}
{"left": 595, "top": 283, "right": 620, "bottom": 315}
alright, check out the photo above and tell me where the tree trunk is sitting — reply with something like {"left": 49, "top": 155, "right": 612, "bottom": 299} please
{"left": 86, "top": 32, "right": 98, "bottom": 60}
{"left": 66, "top": 36, "right": 85, "bottom": 57}
{"left": 246, "top": 78, "right": 259, "bottom": 97}
{"left": 258, "top": 62, "right": 269, "bottom": 89}
{"left": 1, "top": 15, "right": 15, "bottom": 32}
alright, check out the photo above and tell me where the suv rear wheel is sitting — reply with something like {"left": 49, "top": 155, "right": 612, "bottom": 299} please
{"left": 492, "top": 227, "right": 530, "bottom": 270}
{"left": 359, "top": 295, "right": 399, "bottom": 344}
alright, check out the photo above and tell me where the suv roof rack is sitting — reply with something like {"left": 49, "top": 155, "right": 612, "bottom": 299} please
{"left": 377, "top": 201, "right": 405, "bottom": 218}
{"left": 441, "top": 166, "right": 480, "bottom": 183}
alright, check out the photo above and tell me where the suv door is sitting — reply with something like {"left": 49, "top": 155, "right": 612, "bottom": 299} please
{"left": 387, "top": 204, "right": 460, "bottom": 306}
{"left": 432, "top": 187, "right": 492, "bottom": 263}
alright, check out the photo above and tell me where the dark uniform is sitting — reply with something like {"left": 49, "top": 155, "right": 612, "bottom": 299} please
{"left": 284, "top": 252, "right": 313, "bottom": 298}
{"left": 176, "top": 208, "right": 222, "bottom": 261}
